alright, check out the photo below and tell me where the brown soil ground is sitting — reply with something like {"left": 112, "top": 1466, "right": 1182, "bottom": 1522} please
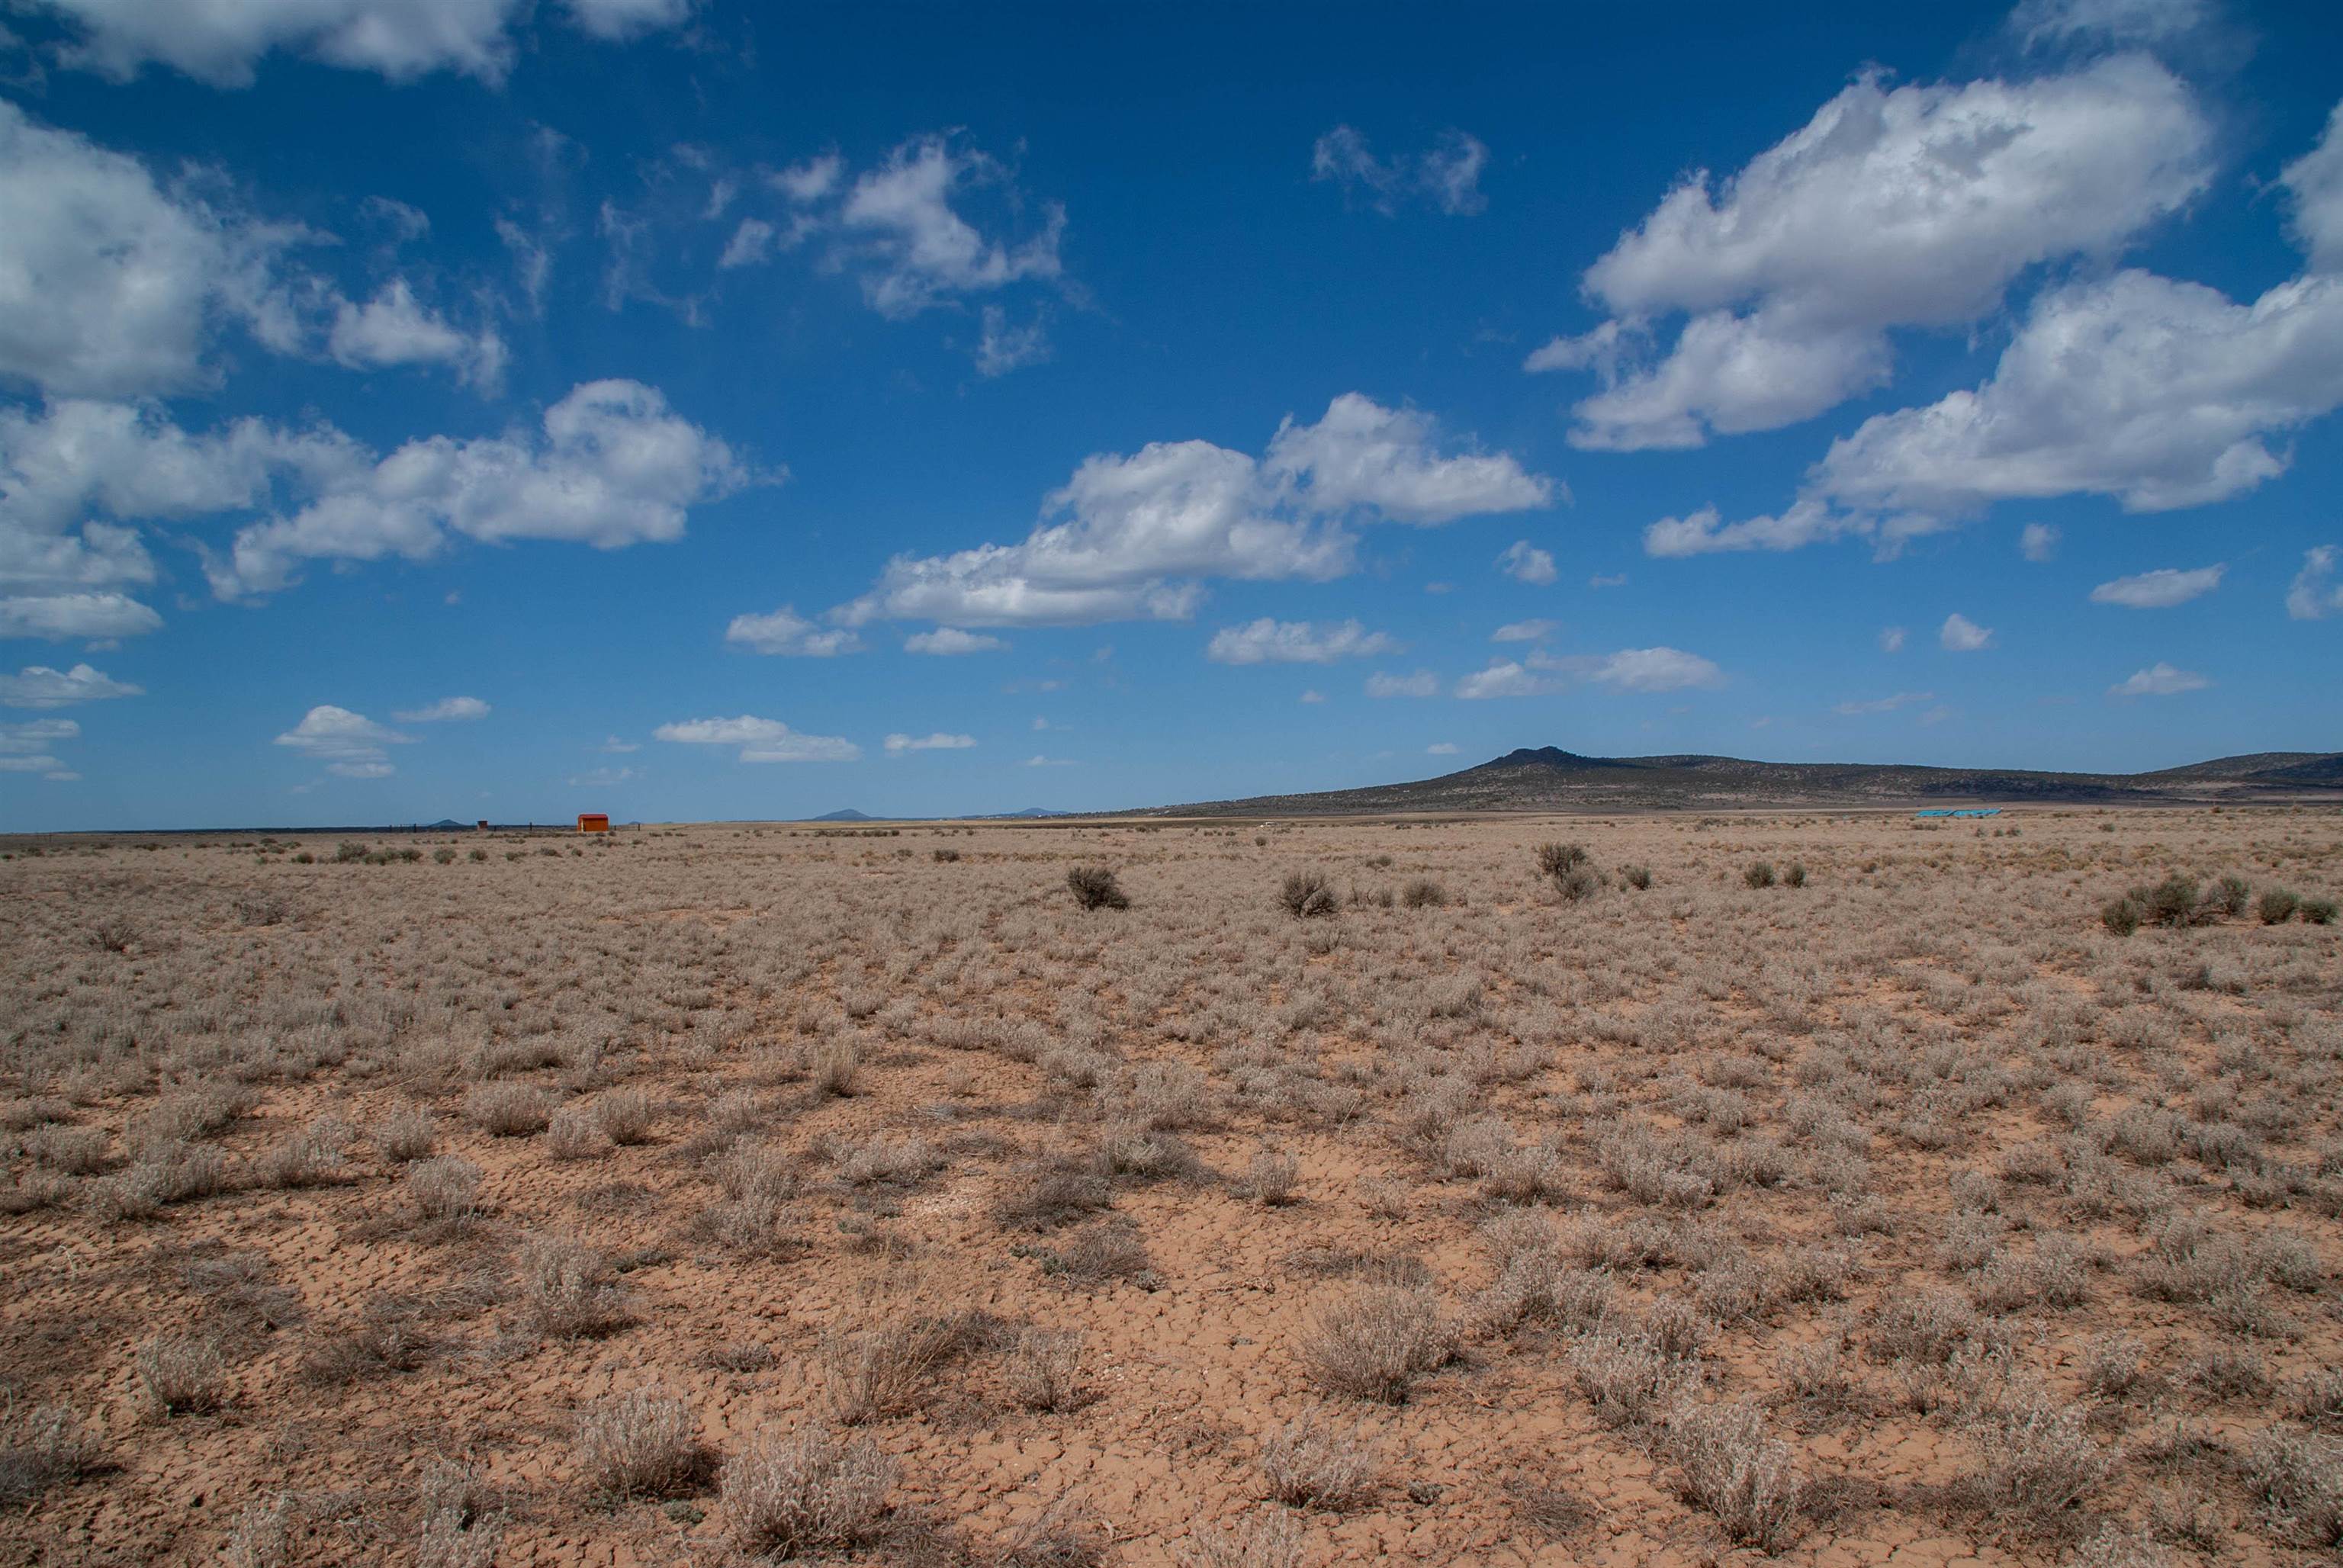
{"left": 2, "top": 807, "right": 2338, "bottom": 1566}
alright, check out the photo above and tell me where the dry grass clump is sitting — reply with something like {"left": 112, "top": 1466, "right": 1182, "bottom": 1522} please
{"left": 2243, "top": 1427, "right": 2343, "bottom": 1546}
{"left": 463, "top": 1083, "right": 551, "bottom": 1136}
{"left": 1259, "top": 1404, "right": 1378, "bottom": 1509}
{"left": 371, "top": 1107, "right": 435, "bottom": 1162}
{"left": 133, "top": 1334, "right": 226, "bottom": 1418}
{"left": 544, "top": 1104, "right": 612, "bottom": 1161}
{"left": 297, "top": 1310, "right": 434, "bottom": 1385}
{"left": 88, "top": 1137, "right": 226, "bottom": 1220}
{"left": 1959, "top": 1385, "right": 2113, "bottom": 1524}
{"left": 574, "top": 1388, "right": 709, "bottom": 1500}
{"left": 1570, "top": 1326, "right": 1698, "bottom": 1428}
{"left": 992, "top": 1157, "right": 1114, "bottom": 1231}
{"left": 518, "top": 1236, "right": 635, "bottom": 1338}
{"left": 407, "top": 1155, "right": 483, "bottom": 1222}
{"left": 595, "top": 1088, "right": 654, "bottom": 1145}
{"left": 1006, "top": 1327, "right": 1086, "bottom": 1412}
{"left": 0, "top": 1403, "right": 104, "bottom": 1505}
{"left": 251, "top": 1117, "right": 350, "bottom": 1188}
{"left": 2290, "top": 1369, "right": 2343, "bottom": 1432}
{"left": 807, "top": 1038, "right": 862, "bottom": 1097}
{"left": 1065, "top": 865, "right": 1130, "bottom": 911}
{"left": 413, "top": 1461, "right": 503, "bottom": 1568}
{"left": 24, "top": 1124, "right": 108, "bottom": 1174}
{"left": 1398, "top": 877, "right": 1448, "bottom": 908}
{"left": 221, "top": 1493, "right": 294, "bottom": 1568}
{"left": 1241, "top": 1149, "right": 1300, "bottom": 1205}
{"left": 1178, "top": 1509, "right": 1305, "bottom": 1568}
{"left": 1298, "top": 1282, "right": 1453, "bottom": 1403}
{"left": 718, "top": 1428, "right": 896, "bottom": 1556}
{"left": 820, "top": 1308, "right": 989, "bottom": 1425}
{"left": 1660, "top": 1398, "right": 1805, "bottom": 1550}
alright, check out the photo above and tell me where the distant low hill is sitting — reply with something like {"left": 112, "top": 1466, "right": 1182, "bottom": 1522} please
{"left": 1135, "top": 747, "right": 2343, "bottom": 817}
{"left": 806, "top": 805, "right": 1075, "bottom": 823}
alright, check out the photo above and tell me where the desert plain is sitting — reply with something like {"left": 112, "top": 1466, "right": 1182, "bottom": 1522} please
{"left": 2, "top": 807, "right": 2339, "bottom": 1567}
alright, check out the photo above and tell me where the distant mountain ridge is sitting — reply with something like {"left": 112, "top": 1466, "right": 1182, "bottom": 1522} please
{"left": 1133, "top": 746, "right": 2343, "bottom": 817}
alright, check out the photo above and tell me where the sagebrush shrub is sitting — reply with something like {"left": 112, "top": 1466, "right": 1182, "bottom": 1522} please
{"left": 1065, "top": 865, "right": 1129, "bottom": 911}
{"left": 1744, "top": 861, "right": 1776, "bottom": 889}
{"left": 1535, "top": 842, "right": 1588, "bottom": 879}
{"left": 1278, "top": 871, "right": 1338, "bottom": 919}
{"left": 2259, "top": 888, "right": 2301, "bottom": 924}
{"left": 2211, "top": 874, "right": 2251, "bottom": 917}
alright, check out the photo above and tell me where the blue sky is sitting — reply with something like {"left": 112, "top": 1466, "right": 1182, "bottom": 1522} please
{"left": 2, "top": 0, "right": 2340, "bottom": 829}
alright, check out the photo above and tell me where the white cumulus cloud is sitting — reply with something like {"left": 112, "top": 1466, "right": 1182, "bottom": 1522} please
{"left": 2089, "top": 564, "right": 2224, "bottom": 608}
{"left": 1365, "top": 670, "right": 1440, "bottom": 699}
{"left": 2287, "top": 545, "right": 2343, "bottom": 619}
{"left": 1205, "top": 618, "right": 1397, "bottom": 666}
{"left": 0, "top": 662, "right": 143, "bottom": 708}
{"left": 905, "top": 627, "right": 1008, "bottom": 655}
{"left": 1940, "top": 612, "right": 1994, "bottom": 651}
{"left": 883, "top": 732, "right": 976, "bottom": 753}
{"left": 837, "top": 135, "right": 1064, "bottom": 320}
{"left": 1496, "top": 540, "right": 1557, "bottom": 584}
{"left": 726, "top": 606, "right": 860, "bottom": 657}
{"left": 327, "top": 279, "right": 506, "bottom": 390}
{"left": 21, "top": 0, "right": 693, "bottom": 87}
{"left": 0, "top": 591, "right": 163, "bottom": 640}
{"left": 274, "top": 704, "right": 413, "bottom": 776}
{"left": 212, "top": 381, "right": 756, "bottom": 596}
{"left": 832, "top": 394, "right": 1551, "bottom": 631}
{"left": 1456, "top": 647, "right": 1722, "bottom": 698}
{"left": 654, "top": 715, "right": 858, "bottom": 763}
{"left": 1492, "top": 619, "right": 1558, "bottom": 643}
{"left": 2110, "top": 660, "right": 2210, "bottom": 696}
{"left": 394, "top": 696, "right": 490, "bottom": 721}
{"left": 1531, "top": 56, "right": 2213, "bottom": 450}
{"left": 2020, "top": 522, "right": 2061, "bottom": 562}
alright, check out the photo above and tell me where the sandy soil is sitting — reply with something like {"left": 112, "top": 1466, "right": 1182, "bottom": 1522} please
{"left": 2, "top": 807, "right": 2338, "bottom": 1566}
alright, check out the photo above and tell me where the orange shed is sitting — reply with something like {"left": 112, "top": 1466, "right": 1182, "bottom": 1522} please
{"left": 577, "top": 813, "right": 610, "bottom": 834}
